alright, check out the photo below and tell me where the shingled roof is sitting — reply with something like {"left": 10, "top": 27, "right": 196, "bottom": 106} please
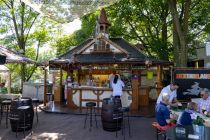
{"left": 98, "top": 8, "right": 110, "bottom": 25}
{"left": 50, "top": 8, "right": 171, "bottom": 66}
{"left": 0, "top": 46, "right": 35, "bottom": 64}
{"left": 50, "top": 37, "right": 170, "bottom": 65}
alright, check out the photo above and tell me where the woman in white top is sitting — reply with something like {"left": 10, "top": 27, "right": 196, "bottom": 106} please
{"left": 112, "top": 74, "right": 125, "bottom": 98}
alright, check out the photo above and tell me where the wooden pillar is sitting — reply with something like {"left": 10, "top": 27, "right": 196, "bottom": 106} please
{"left": 156, "top": 65, "right": 162, "bottom": 96}
{"left": 44, "top": 68, "right": 47, "bottom": 106}
{"left": 7, "top": 72, "right": 11, "bottom": 93}
{"left": 59, "top": 68, "right": 63, "bottom": 102}
{"left": 67, "top": 86, "right": 77, "bottom": 109}
{"left": 130, "top": 70, "right": 139, "bottom": 110}
{"left": 66, "top": 73, "right": 77, "bottom": 109}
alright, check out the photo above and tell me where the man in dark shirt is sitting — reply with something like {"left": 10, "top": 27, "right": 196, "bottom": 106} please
{"left": 155, "top": 93, "right": 176, "bottom": 130}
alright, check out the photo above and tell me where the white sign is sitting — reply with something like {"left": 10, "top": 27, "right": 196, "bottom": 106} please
{"left": 205, "top": 42, "right": 210, "bottom": 56}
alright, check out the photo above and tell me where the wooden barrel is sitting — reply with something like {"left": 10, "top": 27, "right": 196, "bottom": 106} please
{"left": 101, "top": 98, "right": 122, "bottom": 131}
{"left": 9, "top": 97, "right": 34, "bottom": 132}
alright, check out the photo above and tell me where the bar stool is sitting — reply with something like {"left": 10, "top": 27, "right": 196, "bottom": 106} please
{"left": 115, "top": 107, "right": 131, "bottom": 140}
{"left": 84, "top": 102, "right": 97, "bottom": 131}
{"left": 46, "top": 93, "right": 52, "bottom": 107}
{"left": 32, "top": 98, "right": 39, "bottom": 123}
{"left": 17, "top": 106, "right": 31, "bottom": 138}
{"left": 1, "top": 99, "right": 12, "bottom": 128}
{"left": 152, "top": 122, "right": 166, "bottom": 140}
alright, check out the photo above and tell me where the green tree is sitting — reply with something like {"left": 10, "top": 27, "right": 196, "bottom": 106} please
{"left": 0, "top": 0, "right": 56, "bottom": 90}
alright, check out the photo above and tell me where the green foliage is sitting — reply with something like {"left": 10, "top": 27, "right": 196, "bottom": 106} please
{"left": 52, "top": 11, "right": 99, "bottom": 56}
{"left": 0, "top": 1, "right": 58, "bottom": 91}
{"left": 193, "top": 116, "right": 204, "bottom": 126}
{"left": 52, "top": 34, "right": 77, "bottom": 56}
{"left": 56, "top": 0, "right": 208, "bottom": 62}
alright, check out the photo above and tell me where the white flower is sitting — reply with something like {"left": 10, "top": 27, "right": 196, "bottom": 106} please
{"left": 190, "top": 113, "right": 197, "bottom": 120}
{"left": 204, "top": 111, "right": 208, "bottom": 115}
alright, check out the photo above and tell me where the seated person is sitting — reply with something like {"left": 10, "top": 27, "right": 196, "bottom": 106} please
{"left": 177, "top": 102, "right": 198, "bottom": 126}
{"left": 204, "top": 121, "right": 210, "bottom": 127}
{"left": 155, "top": 93, "right": 177, "bottom": 130}
{"left": 198, "top": 88, "right": 210, "bottom": 115}
{"left": 0, "top": 82, "right": 7, "bottom": 93}
{"left": 156, "top": 81, "right": 180, "bottom": 107}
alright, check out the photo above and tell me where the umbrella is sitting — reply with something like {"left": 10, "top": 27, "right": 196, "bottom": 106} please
{"left": 0, "top": 65, "right": 9, "bottom": 73}
{"left": 0, "top": 46, "right": 35, "bottom": 64}
{"left": 0, "top": 54, "right": 6, "bottom": 64}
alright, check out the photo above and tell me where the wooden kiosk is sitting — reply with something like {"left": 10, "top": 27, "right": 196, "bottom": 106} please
{"left": 46, "top": 9, "right": 172, "bottom": 111}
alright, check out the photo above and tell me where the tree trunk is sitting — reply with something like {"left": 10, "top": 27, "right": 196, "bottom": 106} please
{"left": 20, "top": 63, "right": 26, "bottom": 92}
{"left": 173, "top": 22, "right": 180, "bottom": 67}
{"left": 161, "top": 1, "right": 169, "bottom": 60}
{"left": 169, "top": 0, "right": 191, "bottom": 67}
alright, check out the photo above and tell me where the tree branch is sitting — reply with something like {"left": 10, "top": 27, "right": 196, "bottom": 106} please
{"left": 24, "top": 13, "right": 39, "bottom": 45}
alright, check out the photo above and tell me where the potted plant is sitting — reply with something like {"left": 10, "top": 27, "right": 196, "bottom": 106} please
{"left": 192, "top": 116, "right": 205, "bottom": 138}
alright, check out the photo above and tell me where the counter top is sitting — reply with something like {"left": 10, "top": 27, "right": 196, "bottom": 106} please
{"left": 0, "top": 93, "right": 21, "bottom": 100}
{"left": 72, "top": 86, "right": 131, "bottom": 91}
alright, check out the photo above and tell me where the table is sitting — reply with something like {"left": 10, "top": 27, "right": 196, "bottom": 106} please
{"left": 171, "top": 108, "right": 210, "bottom": 122}
{"left": 0, "top": 93, "right": 21, "bottom": 100}
{"left": 166, "top": 125, "right": 210, "bottom": 140}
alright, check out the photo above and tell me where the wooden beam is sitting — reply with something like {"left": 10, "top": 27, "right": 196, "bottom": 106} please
{"left": 44, "top": 68, "right": 47, "bottom": 106}
{"left": 59, "top": 68, "right": 63, "bottom": 102}
{"left": 156, "top": 65, "right": 162, "bottom": 96}
{"left": 130, "top": 70, "right": 139, "bottom": 110}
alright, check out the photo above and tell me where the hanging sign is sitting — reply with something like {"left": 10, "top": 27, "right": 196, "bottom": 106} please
{"left": 174, "top": 68, "right": 210, "bottom": 100}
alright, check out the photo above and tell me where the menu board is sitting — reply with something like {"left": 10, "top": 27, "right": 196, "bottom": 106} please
{"left": 174, "top": 68, "right": 210, "bottom": 100}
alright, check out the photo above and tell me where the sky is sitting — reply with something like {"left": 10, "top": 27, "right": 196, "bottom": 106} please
{"left": 62, "top": 18, "right": 82, "bottom": 35}
{"left": 39, "top": 18, "right": 81, "bottom": 53}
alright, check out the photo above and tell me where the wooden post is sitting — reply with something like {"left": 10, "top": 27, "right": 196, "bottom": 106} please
{"left": 44, "top": 68, "right": 47, "bottom": 106}
{"left": 59, "top": 68, "right": 63, "bottom": 103}
{"left": 130, "top": 70, "right": 139, "bottom": 110}
{"left": 7, "top": 72, "right": 11, "bottom": 93}
{"left": 67, "top": 75, "right": 77, "bottom": 109}
{"left": 156, "top": 65, "right": 162, "bottom": 96}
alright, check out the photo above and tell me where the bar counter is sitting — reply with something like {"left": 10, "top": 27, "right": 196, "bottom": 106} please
{"left": 69, "top": 86, "right": 132, "bottom": 109}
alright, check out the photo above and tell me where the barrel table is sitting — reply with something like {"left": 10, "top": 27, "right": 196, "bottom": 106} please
{"left": 101, "top": 98, "right": 122, "bottom": 131}
{"left": 9, "top": 97, "right": 34, "bottom": 132}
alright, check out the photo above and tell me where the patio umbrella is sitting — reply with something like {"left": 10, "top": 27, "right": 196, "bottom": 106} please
{"left": 0, "top": 46, "right": 35, "bottom": 64}
{"left": 0, "top": 65, "right": 9, "bottom": 73}
{"left": 0, "top": 54, "right": 6, "bottom": 64}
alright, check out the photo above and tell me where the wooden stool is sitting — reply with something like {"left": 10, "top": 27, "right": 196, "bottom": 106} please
{"left": 115, "top": 107, "right": 131, "bottom": 140}
{"left": 1, "top": 99, "right": 11, "bottom": 128}
{"left": 152, "top": 122, "right": 166, "bottom": 140}
{"left": 84, "top": 102, "right": 97, "bottom": 131}
{"left": 46, "top": 93, "right": 52, "bottom": 106}
{"left": 17, "top": 106, "right": 31, "bottom": 138}
{"left": 32, "top": 98, "right": 39, "bottom": 123}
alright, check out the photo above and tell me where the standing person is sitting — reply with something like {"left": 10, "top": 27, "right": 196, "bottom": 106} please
{"left": 111, "top": 74, "right": 125, "bottom": 98}
{"left": 108, "top": 71, "right": 116, "bottom": 88}
{"left": 156, "top": 81, "right": 180, "bottom": 107}
{"left": 64, "top": 75, "right": 72, "bottom": 104}
{"left": 198, "top": 88, "right": 210, "bottom": 115}
{"left": 86, "top": 75, "right": 95, "bottom": 86}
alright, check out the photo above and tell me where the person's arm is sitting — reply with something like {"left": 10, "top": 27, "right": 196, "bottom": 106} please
{"left": 204, "top": 121, "right": 210, "bottom": 127}
{"left": 164, "top": 108, "right": 174, "bottom": 124}
{"left": 169, "top": 91, "right": 180, "bottom": 107}
{"left": 169, "top": 98, "right": 179, "bottom": 107}
{"left": 121, "top": 81, "right": 125, "bottom": 88}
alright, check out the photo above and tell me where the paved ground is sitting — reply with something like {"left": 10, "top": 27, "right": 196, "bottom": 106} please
{"left": 0, "top": 110, "right": 158, "bottom": 140}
